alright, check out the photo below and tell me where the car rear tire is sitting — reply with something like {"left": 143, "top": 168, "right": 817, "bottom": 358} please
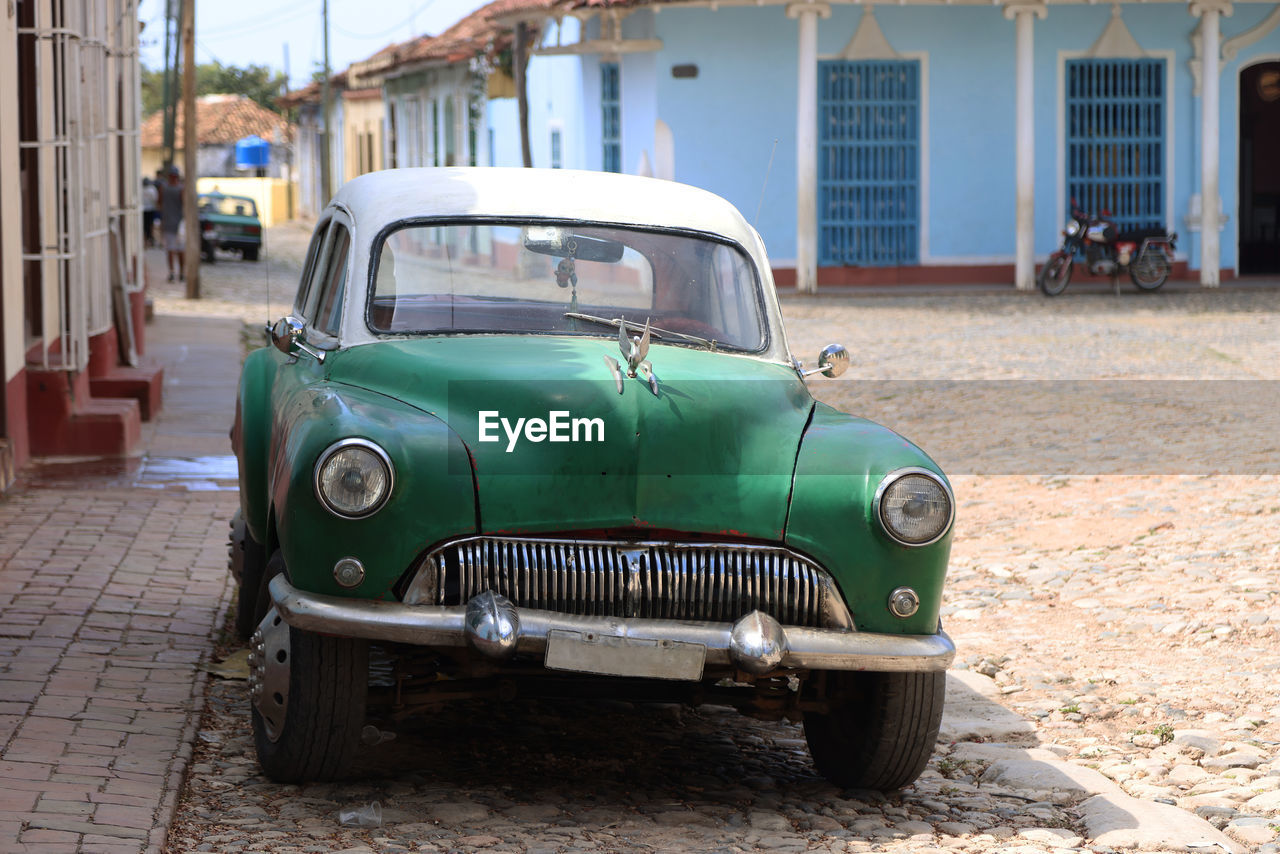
{"left": 244, "top": 247, "right": 259, "bottom": 261}
{"left": 1037, "top": 253, "right": 1073, "bottom": 296}
{"left": 250, "top": 553, "right": 368, "bottom": 783}
{"left": 804, "top": 670, "right": 945, "bottom": 791}
{"left": 229, "top": 510, "right": 267, "bottom": 640}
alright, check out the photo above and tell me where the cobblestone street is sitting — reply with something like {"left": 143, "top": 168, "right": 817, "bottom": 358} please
{"left": 3, "top": 228, "right": 1279, "bottom": 853}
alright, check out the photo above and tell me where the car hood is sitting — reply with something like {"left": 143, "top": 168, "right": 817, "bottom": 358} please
{"left": 330, "top": 335, "right": 813, "bottom": 541}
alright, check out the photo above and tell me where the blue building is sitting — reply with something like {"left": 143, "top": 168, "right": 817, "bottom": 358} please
{"left": 483, "top": 1, "right": 1280, "bottom": 289}
{"left": 304, "top": 1, "right": 1280, "bottom": 289}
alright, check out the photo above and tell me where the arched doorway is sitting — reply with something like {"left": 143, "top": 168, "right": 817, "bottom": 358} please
{"left": 1239, "top": 61, "right": 1280, "bottom": 275}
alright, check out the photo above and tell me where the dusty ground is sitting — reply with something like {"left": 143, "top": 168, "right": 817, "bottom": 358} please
{"left": 160, "top": 231, "right": 1280, "bottom": 853}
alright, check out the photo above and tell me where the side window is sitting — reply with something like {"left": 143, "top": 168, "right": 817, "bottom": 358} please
{"left": 295, "top": 221, "right": 330, "bottom": 319}
{"left": 313, "top": 225, "right": 352, "bottom": 338}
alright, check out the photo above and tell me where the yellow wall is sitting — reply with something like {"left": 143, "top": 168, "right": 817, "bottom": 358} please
{"left": 343, "top": 96, "right": 385, "bottom": 179}
{"left": 142, "top": 147, "right": 170, "bottom": 183}
{"left": 195, "top": 177, "right": 296, "bottom": 227}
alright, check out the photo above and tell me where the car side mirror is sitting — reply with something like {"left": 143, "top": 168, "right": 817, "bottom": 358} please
{"left": 800, "top": 344, "right": 850, "bottom": 378}
{"left": 271, "top": 316, "right": 325, "bottom": 362}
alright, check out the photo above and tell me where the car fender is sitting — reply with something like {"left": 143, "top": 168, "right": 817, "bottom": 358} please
{"left": 267, "top": 381, "right": 478, "bottom": 602}
{"left": 232, "top": 346, "right": 278, "bottom": 547}
{"left": 785, "top": 403, "right": 952, "bottom": 635}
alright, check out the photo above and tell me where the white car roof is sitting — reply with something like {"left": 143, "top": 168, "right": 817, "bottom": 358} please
{"left": 332, "top": 167, "right": 758, "bottom": 247}
{"left": 322, "top": 167, "right": 792, "bottom": 364}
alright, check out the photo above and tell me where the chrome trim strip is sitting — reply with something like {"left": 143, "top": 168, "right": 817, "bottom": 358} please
{"left": 270, "top": 577, "right": 953, "bottom": 673}
{"left": 872, "top": 467, "right": 956, "bottom": 548}
{"left": 402, "top": 536, "right": 853, "bottom": 629}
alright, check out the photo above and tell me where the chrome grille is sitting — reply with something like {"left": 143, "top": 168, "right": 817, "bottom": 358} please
{"left": 404, "top": 537, "right": 847, "bottom": 629}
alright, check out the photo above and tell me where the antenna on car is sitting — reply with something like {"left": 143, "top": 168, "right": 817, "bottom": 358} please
{"left": 264, "top": 229, "right": 272, "bottom": 339}
{"left": 754, "top": 139, "right": 779, "bottom": 230}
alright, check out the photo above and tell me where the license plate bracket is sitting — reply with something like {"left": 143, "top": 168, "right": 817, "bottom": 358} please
{"left": 544, "top": 630, "right": 706, "bottom": 681}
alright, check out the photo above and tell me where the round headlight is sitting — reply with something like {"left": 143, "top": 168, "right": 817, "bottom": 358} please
{"left": 875, "top": 468, "right": 953, "bottom": 547}
{"left": 314, "top": 439, "right": 393, "bottom": 518}
{"left": 1066, "top": 220, "right": 1081, "bottom": 236}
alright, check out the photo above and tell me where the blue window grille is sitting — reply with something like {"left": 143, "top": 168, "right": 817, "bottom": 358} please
{"left": 817, "top": 60, "right": 920, "bottom": 267}
{"left": 1065, "top": 59, "right": 1165, "bottom": 233}
{"left": 601, "top": 62, "right": 621, "bottom": 173}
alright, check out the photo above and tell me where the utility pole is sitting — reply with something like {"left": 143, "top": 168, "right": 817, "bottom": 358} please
{"left": 283, "top": 42, "right": 294, "bottom": 220}
{"left": 514, "top": 21, "right": 531, "bottom": 168}
{"left": 182, "top": 0, "right": 199, "bottom": 298}
{"left": 162, "top": 0, "right": 183, "bottom": 166}
{"left": 320, "top": 0, "right": 332, "bottom": 205}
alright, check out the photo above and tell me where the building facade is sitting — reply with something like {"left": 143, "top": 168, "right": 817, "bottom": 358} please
{"left": 1, "top": 0, "right": 157, "bottom": 491}
{"left": 139, "top": 94, "right": 293, "bottom": 181}
{"left": 292, "top": 1, "right": 1280, "bottom": 290}
{"left": 498, "top": 1, "right": 1280, "bottom": 289}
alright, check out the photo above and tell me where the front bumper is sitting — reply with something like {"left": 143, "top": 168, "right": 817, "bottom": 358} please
{"left": 270, "top": 576, "right": 955, "bottom": 674}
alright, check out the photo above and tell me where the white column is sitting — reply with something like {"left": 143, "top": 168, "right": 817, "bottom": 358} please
{"left": 788, "top": 2, "right": 830, "bottom": 294}
{"left": 1005, "top": 3, "right": 1046, "bottom": 290}
{"left": 1192, "top": 0, "right": 1232, "bottom": 287}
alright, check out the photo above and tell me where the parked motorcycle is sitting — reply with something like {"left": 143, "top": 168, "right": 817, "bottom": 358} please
{"left": 1038, "top": 201, "right": 1177, "bottom": 296}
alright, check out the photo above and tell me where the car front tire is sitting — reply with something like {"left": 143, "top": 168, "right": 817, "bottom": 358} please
{"left": 229, "top": 510, "right": 267, "bottom": 640}
{"left": 250, "top": 554, "right": 368, "bottom": 783}
{"left": 804, "top": 670, "right": 945, "bottom": 791}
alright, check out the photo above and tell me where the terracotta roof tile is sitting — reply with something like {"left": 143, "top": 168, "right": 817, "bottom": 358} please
{"left": 140, "top": 94, "right": 293, "bottom": 148}
{"left": 275, "top": 69, "right": 350, "bottom": 109}
{"left": 277, "top": 0, "right": 571, "bottom": 101}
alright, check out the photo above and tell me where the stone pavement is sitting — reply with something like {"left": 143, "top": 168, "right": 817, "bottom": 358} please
{"left": 0, "top": 297, "right": 243, "bottom": 850}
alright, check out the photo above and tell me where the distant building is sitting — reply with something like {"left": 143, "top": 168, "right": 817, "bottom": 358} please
{"left": 487, "top": 1, "right": 1280, "bottom": 287}
{"left": 139, "top": 94, "right": 294, "bottom": 181}
{"left": 279, "top": 72, "right": 351, "bottom": 220}
{"left": 293, "top": 0, "right": 1280, "bottom": 287}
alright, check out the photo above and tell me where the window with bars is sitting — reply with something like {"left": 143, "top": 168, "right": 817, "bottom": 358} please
{"left": 1065, "top": 58, "right": 1166, "bottom": 233}
{"left": 551, "top": 128, "right": 562, "bottom": 169}
{"left": 601, "top": 62, "right": 621, "bottom": 173}
{"left": 817, "top": 60, "right": 920, "bottom": 267}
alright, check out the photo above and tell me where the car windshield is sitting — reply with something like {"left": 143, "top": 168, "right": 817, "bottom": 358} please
{"left": 368, "top": 222, "right": 767, "bottom": 352}
{"left": 200, "top": 196, "right": 257, "bottom": 217}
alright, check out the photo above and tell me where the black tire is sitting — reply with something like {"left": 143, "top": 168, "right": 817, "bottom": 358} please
{"left": 251, "top": 553, "right": 368, "bottom": 783}
{"left": 804, "top": 670, "right": 946, "bottom": 791}
{"left": 1037, "top": 253, "right": 1073, "bottom": 296}
{"left": 252, "top": 551, "right": 286, "bottom": 631}
{"left": 244, "top": 246, "right": 259, "bottom": 262}
{"left": 229, "top": 510, "right": 268, "bottom": 640}
{"left": 1130, "top": 247, "right": 1171, "bottom": 291}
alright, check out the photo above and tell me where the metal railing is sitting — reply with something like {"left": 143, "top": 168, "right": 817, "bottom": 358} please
{"left": 17, "top": 0, "right": 141, "bottom": 371}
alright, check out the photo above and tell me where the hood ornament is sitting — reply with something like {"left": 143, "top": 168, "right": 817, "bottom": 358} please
{"left": 604, "top": 319, "right": 659, "bottom": 397}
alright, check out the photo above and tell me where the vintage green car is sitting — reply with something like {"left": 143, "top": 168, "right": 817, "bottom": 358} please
{"left": 229, "top": 168, "right": 954, "bottom": 787}
{"left": 198, "top": 192, "right": 262, "bottom": 261}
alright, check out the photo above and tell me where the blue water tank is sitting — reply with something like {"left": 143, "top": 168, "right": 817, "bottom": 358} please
{"left": 235, "top": 135, "right": 270, "bottom": 169}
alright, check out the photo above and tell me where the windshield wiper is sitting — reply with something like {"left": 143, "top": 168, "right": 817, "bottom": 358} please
{"left": 564, "top": 312, "right": 717, "bottom": 350}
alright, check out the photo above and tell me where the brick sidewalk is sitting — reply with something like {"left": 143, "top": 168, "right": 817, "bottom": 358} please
{"left": 0, "top": 307, "right": 244, "bottom": 853}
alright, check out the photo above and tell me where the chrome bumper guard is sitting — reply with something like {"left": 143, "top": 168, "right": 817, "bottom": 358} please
{"left": 269, "top": 576, "right": 955, "bottom": 674}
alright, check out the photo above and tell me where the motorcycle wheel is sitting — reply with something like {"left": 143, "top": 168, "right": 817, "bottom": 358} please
{"left": 1130, "top": 248, "right": 1171, "bottom": 291}
{"left": 1038, "top": 253, "right": 1073, "bottom": 296}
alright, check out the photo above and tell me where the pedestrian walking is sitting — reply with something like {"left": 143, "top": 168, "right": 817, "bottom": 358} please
{"left": 159, "top": 165, "right": 185, "bottom": 282}
{"left": 142, "top": 177, "right": 158, "bottom": 247}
